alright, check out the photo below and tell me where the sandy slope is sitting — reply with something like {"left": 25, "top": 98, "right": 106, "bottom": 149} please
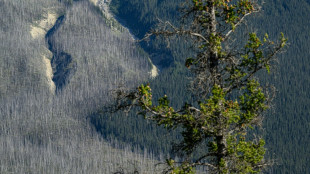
{"left": 150, "top": 64, "right": 159, "bottom": 78}
{"left": 30, "top": 11, "right": 58, "bottom": 93}
{"left": 43, "top": 55, "right": 56, "bottom": 92}
{"left": 30, "top": 11, "right": 58, "bottom": 39}
{"left": 89, "top": 0, "right": 99, "bottom": 5}
{"left": 147, "top": 58, "right": 159, "bottom": 78}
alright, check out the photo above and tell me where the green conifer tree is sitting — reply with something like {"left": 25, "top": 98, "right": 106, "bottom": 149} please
{"left": 114, "top": 0, "right": 287, "bottom": 173}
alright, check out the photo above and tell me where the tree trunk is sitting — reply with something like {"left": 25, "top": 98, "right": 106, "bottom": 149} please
{"left": 216, "top": 135, "right": 227, "bottom": 172}
{"left": 208, "top": 1, "right": 219, "bottom": 85}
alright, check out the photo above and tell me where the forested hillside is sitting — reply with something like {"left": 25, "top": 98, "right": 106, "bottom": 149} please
{"left": 1, "top": 0, "right": 309, "bottom": 173}
{"left": 98, "top": 0, "right": 309, "bottom": 173}
{"left": 0, "top": 0, "right": 157, "bottom": 173}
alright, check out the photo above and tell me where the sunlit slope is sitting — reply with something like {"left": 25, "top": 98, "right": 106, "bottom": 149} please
{"left": 0, "top": 0, "right": 156, "bottom": 173}
{"left": 0, "top": 0, "right": 62, "bottom": 98}
{"left": 50, "top": 1, "right": 151, "bottom": 93}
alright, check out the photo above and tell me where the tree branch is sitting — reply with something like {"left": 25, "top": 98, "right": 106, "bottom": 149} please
{"left": 224, "top": 12, "right": 252, "bottom": 40}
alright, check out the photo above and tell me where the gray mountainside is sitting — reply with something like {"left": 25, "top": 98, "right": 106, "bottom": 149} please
{"left": 0, "top": 0, "right": 158, "bottom": 173}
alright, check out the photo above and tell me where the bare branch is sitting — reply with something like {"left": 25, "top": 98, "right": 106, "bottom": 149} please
{"left": 138, "top": 18, "right": 209, "bottom": 43}
{"left": 192, "top": 161, "right": 217, "bottom": 169}
{"left": 224, "top": 12, "right": 252, "bottom": 40}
